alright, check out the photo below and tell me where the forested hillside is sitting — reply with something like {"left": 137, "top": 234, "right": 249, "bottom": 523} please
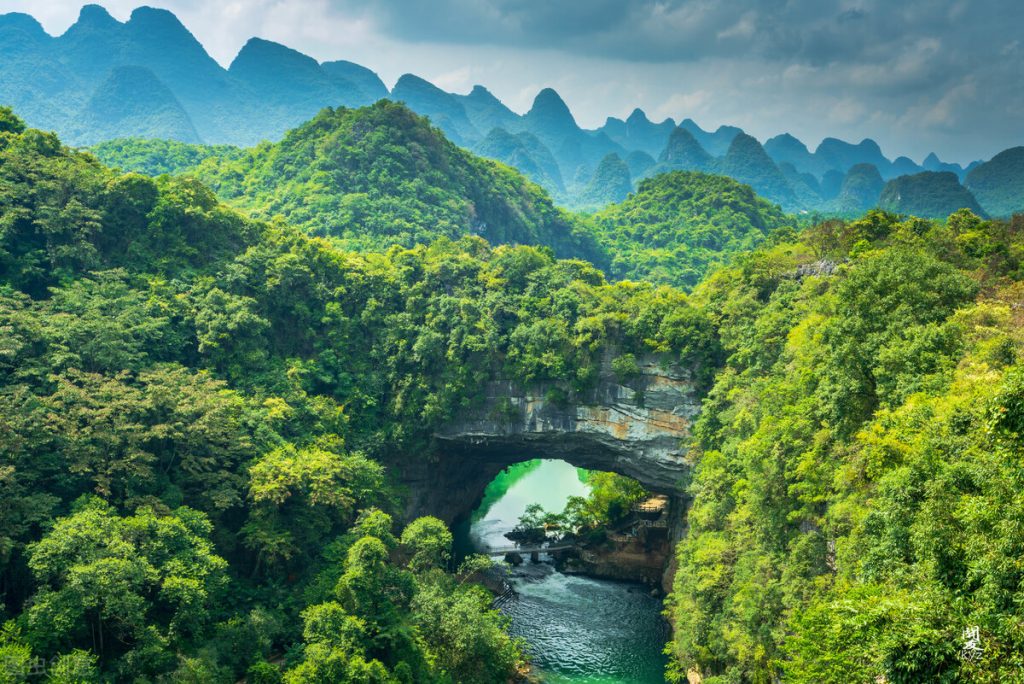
{"left": 0, "top": 107, "right": 716, "bottom": 682}
{"left": 92, "top": 101, "right": 605, "bottom": 263}
{"left": 92, "top": 104, "right": 796, "bottom": 290}
{"left": 966, "top": 147, "right": 1024, "bottom": 218}
{"left": 668, "top": 208, "right": 1024, "bottom": 682}
{"left": 879, "top": 171, "right": 987, "bottom": 218}
{"left": 590, "top": 171, "right": 796, "bottom": 289}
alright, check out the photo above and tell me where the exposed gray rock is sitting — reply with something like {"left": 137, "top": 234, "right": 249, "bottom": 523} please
{"left": 433, "top": 354, "right": 700, "bottom": 494}
{"left": 793, "top": 259, "right": 842, "bottom": 279}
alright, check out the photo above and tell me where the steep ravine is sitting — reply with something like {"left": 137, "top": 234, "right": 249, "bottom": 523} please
{"left": 390, "top": 352, "right": 701, "bottom": 680}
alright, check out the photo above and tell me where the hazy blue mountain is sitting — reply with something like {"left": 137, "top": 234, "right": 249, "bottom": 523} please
{"left": 600, "top": 117, "right": 627, "bottom": 145}
{"left": 879, "top": 171, "right": 986, "bottom": 218}
{"left": 389, "top": 73, "right": 479, "bottom": 145}
{"left": 0, "top": 4, "right": 386, "bottom": 146}
{"left": 521, "top": 88, "right": 626, "bottom": 194}
{"left": 779, "top": 162, "right": 821, "bottom": 194}
{"left": 890, "top": 155, "right": 922, "bottom": 178}
{"left": 820, "top": 169, "right": 845, "bottom": 201}
{"left": 923, "top": 152, "right": 966, "bottom": 179}
{"left": 0, "top": 12, "right": 80, "bottom": 130}
{"left": 229, "top": 37, "right": 354, "bottom": 105}
{"left": 718, "top": 132, "right": 796, "bottom": 209}
{"left": 765, "top": 130, "right": 940, "bottom": 184}
{"left": 0, "top": 4, "right": 1014, "bottom": 215}
{"left": 655, "top": 127, "right": 713, "bottom": 173}
{"left": 524, "top": 88, "right": 580, "bottom": 143}
{"left": 624, "top": 150, "right": 656, "bottom": 178}
{"left": 679, "top": 119, "right": 743, "bottom": 157}
{"left": 106, "top": 6, "right": 240, "bottom": 141}
{"left": 965, "top": 146, "right": 1024, "bottom": 217}
{"left": 829, "top": 163, "right": 884, "bottom": 215}
{"left": 580, "top": 153, "right": 633, "bottom": 207}
{"left": 457, "top": 85, "right": 522, "bottom": 136}
{"left": 115, "top": 8, "right": 227, "bottom": 96}
{"left": 600, "top": 109, "right": 676, "bottom": 157}
{"left": 779, "top": 162, "right": 824, "bottom": 208}
{"left": 0, "top": 10, "right": 50, "bottom": 52}
{"left": 229, "top": 37, "right": 375, "bottom": 141}
{"left": 473, "top": 127, "right": 565, "bottom": 194}
{"left": 815, "top": 137, "right": 890, "bottom": 175}
{"left": 765, "top": 133, "right": 819, "bottom": 175}
{"left": 321, "top": 60, "right": 388, "bottom": 102}
{"left": 72, "top": 65, "right": 199, "bottom": 144}
{"left": 56, "top": 4, "right": 124, "bottom": 88}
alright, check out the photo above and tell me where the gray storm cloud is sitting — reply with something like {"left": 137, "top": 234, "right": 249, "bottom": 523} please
{"left": 337, "top": 0, "right": 1018, "bottom": 66}
{"left": 2, "top": 0, "right": 1020, "bottom": 162}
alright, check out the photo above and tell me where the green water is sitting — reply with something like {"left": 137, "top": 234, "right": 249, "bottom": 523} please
{"left": 454, "top": 459, "right": 669, "bottom": 683}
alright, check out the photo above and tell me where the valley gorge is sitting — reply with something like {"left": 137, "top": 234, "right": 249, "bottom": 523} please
{"left": 1, "top": 3, "right": 1023, "bottom": 682}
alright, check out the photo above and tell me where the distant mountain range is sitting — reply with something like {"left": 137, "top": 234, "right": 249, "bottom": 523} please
{"left": 88, "top": 102, "right": 791, "bottom": 291}
{"left": 1, "top": 4, "right": 1021, "bottom": 218}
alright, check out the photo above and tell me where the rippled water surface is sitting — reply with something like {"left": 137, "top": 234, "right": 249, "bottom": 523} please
{"left": 454, "top": 459, "right": 669, "bottom": 683}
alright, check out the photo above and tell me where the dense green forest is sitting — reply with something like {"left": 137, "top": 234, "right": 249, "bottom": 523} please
{"left": 668, "top": 208, "right": 1024, "bottom": 682}
{"left": 5, "top": 89, "right": 1024, "bottom": 684}
{"left": 91, "top": 105, "right": 797, "bottom": 292}
{"left": 91, "top": 101, "right": 605, "bottom": 265}
{"left": 590, "top": 171, "right": 796, "bottom": 289}
{"left": 0, "top": 107, "right": 715, "bottom": 682}
{"left": 878, "top": 171, "right": 987, "bottom": 219}
{"left": 966, "top": 147, "right": 1024, "bottom": 218}
{"left": 88, "top": 137, "right": 245, "bottom": 177}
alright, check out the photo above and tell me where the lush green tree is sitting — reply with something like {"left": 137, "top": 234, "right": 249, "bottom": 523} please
{"left": 24, "top": 499, "right": 226, "bottom": 673}
{"left": 244, "top": 445, "right": 385, "bottom": 571}
{"left": 45, "top": 650, "right": 101, "bottom": 684}
{"left": 399, "top": 517, "right": 452, "bottom": 573}
{"left": 0, "top": 624, "right": 32, "bottom": 684}
{"left": 411, "top": 579, "right": 523, "bottom": 683}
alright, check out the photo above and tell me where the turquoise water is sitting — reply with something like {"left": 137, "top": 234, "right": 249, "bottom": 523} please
{"left": 454, "top": 459, "right": 669, "bottom": 683}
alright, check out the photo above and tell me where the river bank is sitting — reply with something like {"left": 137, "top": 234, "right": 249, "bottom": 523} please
{"left": 454, "top": 459, "right": 671, "bottom": 683}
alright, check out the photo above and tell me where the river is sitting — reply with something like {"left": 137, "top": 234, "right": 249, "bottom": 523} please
{"left": 453, "top": 459, "right": 669, "bottom": 683}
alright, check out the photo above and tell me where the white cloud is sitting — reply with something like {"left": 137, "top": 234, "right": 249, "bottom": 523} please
{"left": 652, "top": 90, "right": 711, "bottom": 121}
{"left": 431, "top": 66, "right": 473, "bottom": 93}
{"left": 716, "top": 12, "right": 757, "bottom": 40}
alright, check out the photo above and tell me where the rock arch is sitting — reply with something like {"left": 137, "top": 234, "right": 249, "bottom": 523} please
{"left": 396, "top": 355, "right": 702, "bottom": 523}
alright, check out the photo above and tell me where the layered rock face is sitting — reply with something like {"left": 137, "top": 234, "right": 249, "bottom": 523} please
{"left": 436, "top": 355, "right": 699, "bottom": 493}
{"left": 394, "top": 354, "right": 700, "bottom": 523}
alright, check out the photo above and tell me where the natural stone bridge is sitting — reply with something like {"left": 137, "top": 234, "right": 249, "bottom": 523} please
{"left": 395, "top": 354, "right": 703, "bottom": 523}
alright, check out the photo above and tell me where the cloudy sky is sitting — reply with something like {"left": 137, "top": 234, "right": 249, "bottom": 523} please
{"left": 3, "top": 0, "right": 1021, "bottom": 163}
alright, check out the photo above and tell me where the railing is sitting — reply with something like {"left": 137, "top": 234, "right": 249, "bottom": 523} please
{"left": 483, "top": 542, "right": 576, "bottom": 556}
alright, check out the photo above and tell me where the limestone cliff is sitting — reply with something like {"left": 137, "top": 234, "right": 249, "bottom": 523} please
{"left": 434, "top": 354, "right": 700, "bottom": 493}
{"left": 395, "top": 354, "right": 701, "bottom": 524}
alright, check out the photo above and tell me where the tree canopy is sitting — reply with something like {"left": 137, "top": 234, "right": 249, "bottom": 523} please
{"left": 0, "top": 113, "right": 711, "bottom": 681}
